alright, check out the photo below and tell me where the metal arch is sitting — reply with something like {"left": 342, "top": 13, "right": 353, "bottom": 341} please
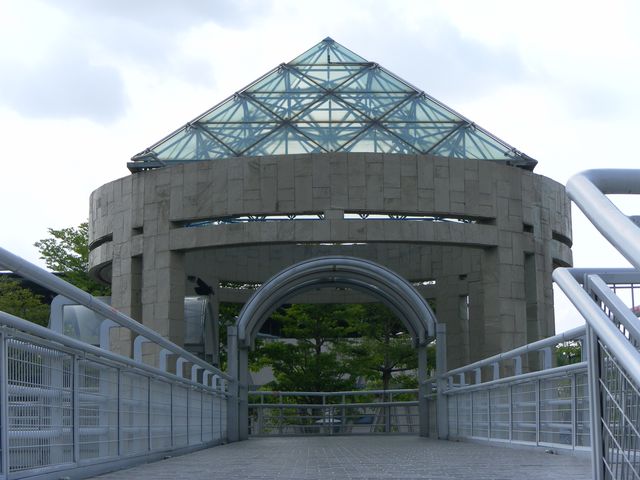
{"left": 236, "top": 256, "right": 436, "bottom": 348}
{"left": 245, "top": 278, "right": 421, "bottom": 345}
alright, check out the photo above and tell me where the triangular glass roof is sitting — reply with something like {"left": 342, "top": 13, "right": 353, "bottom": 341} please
{"left": 130, "top": 37, "right": 536, "bottom": 172}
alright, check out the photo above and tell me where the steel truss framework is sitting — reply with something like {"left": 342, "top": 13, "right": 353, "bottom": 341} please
{"left": 129, "top": 38, "right": 536, "bottom": 172}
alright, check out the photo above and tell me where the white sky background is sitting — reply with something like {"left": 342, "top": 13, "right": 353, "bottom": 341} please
{"left": 0, "top": 0, "right": 639, "bottom": 333}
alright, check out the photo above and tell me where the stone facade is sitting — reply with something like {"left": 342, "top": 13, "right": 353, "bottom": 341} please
{"left": 89, "top": 152, "right": 572, "bottom": 369}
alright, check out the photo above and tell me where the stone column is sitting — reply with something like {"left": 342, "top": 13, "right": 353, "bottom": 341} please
{"left": 238, "top": 346, "right": 249, "bottom": 440}
{"left": 226, "top": 325, "right": 239, "bottom": 442}
{"left": 142, "top": 249, "right": 186, "bottom": 346}
{"left": 139, "top": 168, "right": 186, "bottom": 346}
{"left": 435, "top": 323, "right": 449, "bottom": 439}
{"left": 417, "top": 343, "right": 429, "bottom": 437}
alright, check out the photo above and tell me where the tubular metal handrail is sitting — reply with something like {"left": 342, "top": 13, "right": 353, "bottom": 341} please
{"left": 566, "top": 169, "right": 640, "bottom": 271}
{"left": 440, "top": 324, "right": 589, "bottom": 451}
{"left": 557, "top": 169, "right": 640, "bottom": 480}
{"left": 444, "top": 325, "right": 586, "bottom": 380}
{"left": 445, "top": 361, "right": 587, "bottom": 395}
{"left": 0, "top": 246, "right": 230, "bottom": 382}
{"left": 0, "top": 311, "right": 216, "bottom": 391}
{"left": 444, "top": 362, "right": 590, "bottom": 450}
{"left": 248, "top": 389, "right": 420, "bottom": 436}
{"left": 0, "top": 314, "right": 229, "bottom": 479}
{"left": 251, "top": 388, "right": 416, "bottom": 397}
{"left": 0, "top": 246, "right": 232, "bottom": 478}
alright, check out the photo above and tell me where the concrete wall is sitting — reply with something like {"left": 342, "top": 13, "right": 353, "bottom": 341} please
{"left": 89, "top": 153, "right": 572, "bottom": 369}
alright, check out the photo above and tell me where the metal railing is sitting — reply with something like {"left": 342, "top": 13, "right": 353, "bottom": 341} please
{"left": 554, "top": 169, "right": 640, "bottom": 480}
{"left": 556, "top": 269, "right": 640, "bottom": 479}
{"left": 248, "top": 389, "right": 419, "bottom": 436}
{"left": 0, "top": 247, "right": 232, "bottom": 479}
{"left": 441, "top": 326, "right": 590, "bottom": 450}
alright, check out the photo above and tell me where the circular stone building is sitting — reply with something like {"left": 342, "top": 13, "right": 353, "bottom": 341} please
{"left": 88, "top": 38, "right": 572, "bottom": 370}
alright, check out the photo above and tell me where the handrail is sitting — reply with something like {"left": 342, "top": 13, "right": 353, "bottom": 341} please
{"left": 0, "top": 311, "right": 221, "bottom": 393}
{"left": 444, "top": 362, "right": 586, "bottom": 395}
{"left": 248, "top": 401, "right": 419, "bottom": 409}
{"left": 564, "top": 268, "right": 639, "bottom": 282}
{"left": 554, "top": 268, "right": 640, "bottom": 387}
{"left": 444, "top": 325, "right": 585, "bottom": 378}
{"left": 0, "top": 246, "right": 230, "bottom": 381}
{"left": 248, "top": 388, "right": 421, "bottom": 436}
{"left": 566, "top": 169, "right": 640, "bottom": 271}
{"left": 0, "top": 309, "right": 229, "bottom": 478}
{"left": 588, "top": 274, "right": 640, "bottom": 342}
{"left": 249, "top": 388, "right": 417, "bottom": 396}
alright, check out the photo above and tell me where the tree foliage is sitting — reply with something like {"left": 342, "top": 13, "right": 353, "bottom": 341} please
{"left": 254, "top": 304, "right": 362, "bottom": 393}
{"left": 556, "top": 341, "right": 582, "bottom": 366}
{"left": 34, "top": 222, "right": 110, "bottom": 296}
{"left": 0, "top": 278, "right": 50, "bottom": 326}
{"left": 254, "top": 303, "right": 422, "bottom": 392}
{"left": 340, "top": 304, "right": 419, "bottom": 390}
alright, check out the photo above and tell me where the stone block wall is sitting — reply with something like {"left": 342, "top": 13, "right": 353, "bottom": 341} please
{"left": 89, "top": 153, "right": 572, "bottom": 369}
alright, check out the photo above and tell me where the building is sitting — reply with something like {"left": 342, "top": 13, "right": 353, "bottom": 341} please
{"left": 88, "top": 38, "right": 572, "bottom": 369}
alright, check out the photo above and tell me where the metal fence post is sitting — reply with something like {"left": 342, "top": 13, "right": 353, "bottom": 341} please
{"left": 73, "top": 355, "right": 80, "bottom": 463}
{"left": 341, "top": 394, "right": 346, "bottom": 433}
{"left": 186, "top": 387, "right": 190, "bottom": 445}
{"left": 256, "top": 397, "right": 263, "bottom": 435}
{"left": 487, "top": 389, "right": 492, "bottom": 440}
{"left": 571, "top": 373, "right": 577, "bottom": 449}
{"left": 278, "top": 393, "right": 283, "bottom": 435}
{"left": 508, "top": 384, "right": 513, "bottom": 442}
{"left": 147, "top": 377, "right": 151, "bottom": 452}
{"left": 535, "top": 378, "right": 540, "bottom": 445}
{"left": 201, "top": 387, "right": 204, "bottom": 443}
{"left": 586, "top": 325, "right": 604, "bottom": 480}
{"left": 215, "top": 389, "right": 219, "bottom": 441}
{"left": 117, "top": 368, "right": 122, "bottom": 457}
{"left": 470, "top": 390, "right": 474, "bottom": 437}
{"left": 0, "top": 332, "right": 8, "bottom": 476}
{"left": 384, "top": 390, "right": 391, "bottom": 434}
{"left": 170, "top": 383, "right": 174, "bottom": 447}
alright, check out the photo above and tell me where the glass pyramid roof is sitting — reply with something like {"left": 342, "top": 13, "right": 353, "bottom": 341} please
{"left": 129, "top": 38, "right": 536, "bottom": 172}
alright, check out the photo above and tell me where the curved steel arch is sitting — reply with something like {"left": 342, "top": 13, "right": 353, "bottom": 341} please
{"left": 236, "top": 256, "right": 437, "bottom": 348}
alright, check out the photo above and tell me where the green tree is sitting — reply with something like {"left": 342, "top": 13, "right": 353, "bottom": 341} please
{"left": 34, "top": 222, "right": 110, "bottom": 296}
{"left": 0, "top": 277, "right": 50, "bottom": 326}
{"left": 341, "top": 304, "right": 419, "bottom": 390}
{"left": 556, "top": 341, "right": 582, "bottom": 366}
{"left": 255, "top": 304, "right": 361, "bottom": 393}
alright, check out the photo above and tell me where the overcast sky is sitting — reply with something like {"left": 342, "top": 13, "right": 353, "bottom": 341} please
{"left": 1, "top": 0, "right": 639, "bottom": 332}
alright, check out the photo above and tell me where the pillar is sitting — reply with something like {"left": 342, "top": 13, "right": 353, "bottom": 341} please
{"left": 436, "top": 323, "right": 449, "bottom": 439}
{"left": 417, "top": 342, "right": 429, "bottom": 437}
{"left": 226, "top": 325, "right": 239, "bottom": 442}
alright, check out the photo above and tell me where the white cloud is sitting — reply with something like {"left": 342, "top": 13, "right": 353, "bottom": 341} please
{"left": 0, "top": 43, "right": 128, "bottom": 123}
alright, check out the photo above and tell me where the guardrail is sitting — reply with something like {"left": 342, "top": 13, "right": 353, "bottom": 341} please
{"left": 556, "top": 169, "right": 640, "bottom": 480}
{"left": 0, "top": 247, "right": 232, "bottom": 479}
{"left": 441, "top": 326, "right": 590, "bottom": 449}
{"left": 555, "top": 269, "right": 640, "bottom": 479}
{"left": 248, "top": 389, "right": 419, "bottom": 435}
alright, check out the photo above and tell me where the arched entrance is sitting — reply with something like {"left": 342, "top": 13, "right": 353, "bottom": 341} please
{"left": 227, "top": 256, "right": 446, "bottom": 440}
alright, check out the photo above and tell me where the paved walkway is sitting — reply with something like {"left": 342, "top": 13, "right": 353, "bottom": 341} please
{"left": 91, "top": 436, "right": 592, "bottom": 480}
